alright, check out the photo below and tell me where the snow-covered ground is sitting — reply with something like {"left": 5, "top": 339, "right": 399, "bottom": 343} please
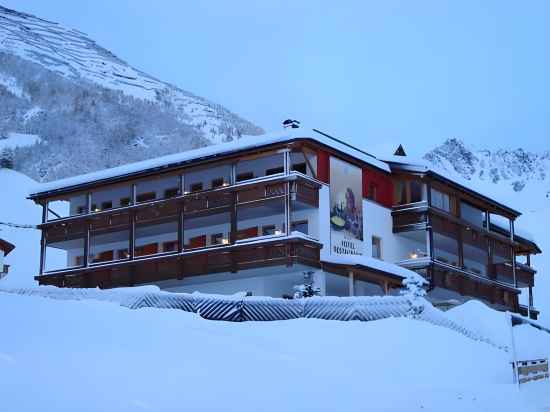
{"left": 0, "top": 291, "right": 548, "bottom": 412}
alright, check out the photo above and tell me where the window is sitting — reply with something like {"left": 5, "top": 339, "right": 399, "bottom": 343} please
{"left": 292, "top": 162, "right": 307, "bottom": 174}
{"left": 262, "top": 225, "right": 277, "bottom": 236}
{"left": 190, "top": 182, "right": 203, "bottom": 192}
{"left": 210, "top": 233, "right": 224, "bottom": 245}
{"left": 431, "top": 188, "right": 450, "bottom": 212}
{"left": 136, "top": 192, "right": 156, "bottom": 203}
{"left": 164, "top": 188, "right": 179, "bottom": 198}
{"left": 101, "top": 201, "right": 113, "bottom": 210}
{"left": 291, "top": 220, "right": 308, "bottom": 234}
{"left": 211, "top": 178, "right": 225, "bottom": 188}
{"left": 162, "top": 240, "right": 179, "bottom": 252}
{"left": 266, "top": 166, "right": 284, "bottom": 176}
{"left": 120, "top": 197, "right": 131, "bottom": 207}
{"left": 393, "top": 179, "right": 426, "bottom": 205}
{"left": 372, "top": 236, "right": 382, "bottom": 259}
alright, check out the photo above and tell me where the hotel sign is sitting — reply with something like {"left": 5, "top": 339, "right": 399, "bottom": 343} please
{"left": 329, "top": 156, "right": 363, "bottom": 256}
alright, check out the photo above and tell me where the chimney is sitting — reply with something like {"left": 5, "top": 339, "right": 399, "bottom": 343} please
{"left": 394, "top": 144, "right": 407, "bottom": 156}
{"left": 283, "top": 119, "right": 300, "bottom": 129}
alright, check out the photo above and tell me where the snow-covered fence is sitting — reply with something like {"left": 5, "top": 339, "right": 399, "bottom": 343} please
{"left": 0, "top": 286, "right": 504, "bottom": 349}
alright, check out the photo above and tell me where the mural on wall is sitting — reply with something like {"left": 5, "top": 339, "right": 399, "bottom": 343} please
{"left": 329, "top": 156, "right": 363, "bottom": 256}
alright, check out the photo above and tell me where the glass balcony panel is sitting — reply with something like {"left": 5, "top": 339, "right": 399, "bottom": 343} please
{"left": 291, "top": 197, "right": 319, "bottom": 239}
{"left": 90, "top": 228, "right": 130, "bottom": 264}
{"left": 395, "top": 230, "right": 428, "bottom": 261}
{"left": 462, "top": 228, "right": 488, "bottom": 276}
{"left": 135, "top": 219, "right": 179, "bottom": 257}
{"left": 461, "top": 201, "right": 485, "bottom": 228}
{"left": 44, "top": 234, "right": 84, "bottom": 272}
{"left": 91, "top": 184, "right": 132, "bottom": 212}
{"left": 432, "top": 217, "right": 460, "bottom": 266}
{"left": 184, "top": 211, "right": 230, "bottom": 249}
{"left": 136, "top": 174, "right": 180, "bottom": 203}
{"left": 236, "top": 152, "right": 285, "bottom": 183}
{"left": 47, "top": 194, "right": 87, "bottom": 220}
{"left": 184, "top": 164, "right": 231, "bottom": 193}
{"left": 237, "top": 198, "right": 286, "bottom": 240}
{"left": 290, "top": 148, "right": 317, "bottom": 178}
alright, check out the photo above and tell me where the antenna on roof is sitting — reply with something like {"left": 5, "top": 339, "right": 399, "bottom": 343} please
{"left": 283, "top": 119, "right": 300, "bottom": 129}
{"left": 394, "top": 144, "right": 407, "bottom": 156}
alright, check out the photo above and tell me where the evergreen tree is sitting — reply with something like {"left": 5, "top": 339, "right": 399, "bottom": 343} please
{"left": 0, "top": 148, "right": 14, "bottom": 169}
{"left": 293, "top": 271, "right": 321, "bottom": 298}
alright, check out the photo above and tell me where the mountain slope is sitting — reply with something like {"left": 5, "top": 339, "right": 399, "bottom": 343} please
{"left": 0, "top": 5, "right": 263, "bottom": 181}
{"left": 425, "top": 138, "right": 550, "bottom": 192}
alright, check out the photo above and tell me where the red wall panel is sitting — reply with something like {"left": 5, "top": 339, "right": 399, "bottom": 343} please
{"left": 317, "top": 150, "right": 330, "bottom": 183}
{"left": 362, "top": 167, "right": 394, "bottom": 208}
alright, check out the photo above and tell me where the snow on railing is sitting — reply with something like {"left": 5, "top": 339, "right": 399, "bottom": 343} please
{"left": 0, "top": 286, "right": 506, "bottom": 350}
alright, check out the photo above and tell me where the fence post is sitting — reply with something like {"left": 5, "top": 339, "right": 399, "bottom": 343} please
{"left": 507, "top": 312, "right": 520, "bottom": 388}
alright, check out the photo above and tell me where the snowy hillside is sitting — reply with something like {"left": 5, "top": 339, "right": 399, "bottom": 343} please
{"left": 425, "top": 138, "right": 550, "bottom": 193}
{"left": 0, "top": 5, "right": 263, "bottom": 181}
{"left": 0, "top": 291, "right": 549, "bottom": 412}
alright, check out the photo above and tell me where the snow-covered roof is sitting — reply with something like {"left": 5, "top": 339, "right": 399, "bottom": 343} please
{"left": 322, "top": 254, "right": 427, "bottom": 285}
{"left": 30, "top": 129, "right": 389, "bottom": 197}
{"left": 382, "top": 155, "right": 521, "bottom": 216}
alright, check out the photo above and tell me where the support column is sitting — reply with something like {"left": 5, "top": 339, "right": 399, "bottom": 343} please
{"left": 83, "top": 222, "right": 90, "bottom": 268}
{"left": 285, "top": 182, "right": 291, "bottom": 235}
{"left": 129, "top": 211, "right": 135, "bottom": 260}
{"left": 510, "top": 220, "right": 517, "bottom": 288}
{"left": 131, "top": 183, "right": 137, "bottom": 205}
{"left": 426, "top": 212, "right": 434, "bottom": 259}
{"left": 39, "top": 204, "right": 47, "bottom": 275}
{"left": 178, "top": 207, "right": 184, "bottom": 253}
{"left": 348, "top": 270, "right": 355, "bottom": 297}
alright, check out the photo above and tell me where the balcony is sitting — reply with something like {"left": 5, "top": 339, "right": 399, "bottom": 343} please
{"left": 36, "top": 236, "right": 322, "bottom": 289}
{"left": 40, "top": 173, "right": 322, "bottom": 275}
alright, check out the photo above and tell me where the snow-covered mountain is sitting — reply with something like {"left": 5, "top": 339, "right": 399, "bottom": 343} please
{"left": 425, "top": 138, "right": 550, "bottom": 193}
{"left": 0, "top": 5, "right": 263, "bottom": 181}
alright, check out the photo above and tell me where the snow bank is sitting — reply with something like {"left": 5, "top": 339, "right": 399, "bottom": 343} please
{"left": 0, "top": 169, "right": 46, "bottom": 288}
{"left": 447, "top": 300, "right": 550, "bottom": 361}
{"left": 0, "top": 292, "right": 548, "bottom": 411}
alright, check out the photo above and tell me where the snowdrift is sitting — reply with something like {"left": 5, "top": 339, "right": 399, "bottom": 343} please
{"left": 0, "top": 292, "right": 549, "bottom": 412}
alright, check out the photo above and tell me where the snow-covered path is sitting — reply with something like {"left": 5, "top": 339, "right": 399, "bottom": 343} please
{"left": 0, "top": 293, "right": 548, "bottom": 411}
